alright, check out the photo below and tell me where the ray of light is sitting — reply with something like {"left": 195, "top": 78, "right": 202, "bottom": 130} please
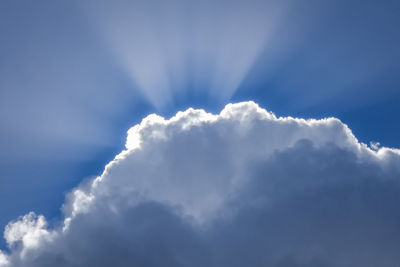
{"left": 80, "top": 0, "right": 290, "bottom": 110}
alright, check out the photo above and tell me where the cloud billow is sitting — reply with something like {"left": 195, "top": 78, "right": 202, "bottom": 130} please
{"left": 1, "top": 102, "right": 400, "bottom": 267}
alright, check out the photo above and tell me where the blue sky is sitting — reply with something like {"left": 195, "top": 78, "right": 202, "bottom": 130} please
{"left": 0, "top": 0, "right": 400, "bottom": 259}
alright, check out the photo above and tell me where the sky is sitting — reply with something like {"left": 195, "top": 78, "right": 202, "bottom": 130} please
{"left": 0, "top": 0, "right": 400, "bottom": 266}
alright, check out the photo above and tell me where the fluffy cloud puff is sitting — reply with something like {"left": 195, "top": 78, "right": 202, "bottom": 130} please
{"left": 1, "top": 101, "right": 400, "bottom": 267}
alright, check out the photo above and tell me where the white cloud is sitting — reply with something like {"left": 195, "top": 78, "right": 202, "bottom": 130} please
{"left": 4, "top": 213, "right": 48, "bottom": 248}
{"left": 1, "top": 101, "right": 400, "bottom": 267}
{"left": 0, "top": 252, "right": 7, "bottom": 266}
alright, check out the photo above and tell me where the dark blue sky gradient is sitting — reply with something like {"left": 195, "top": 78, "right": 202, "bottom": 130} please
{"left": 0, "top": 0, "right": 399, "bottom": 249}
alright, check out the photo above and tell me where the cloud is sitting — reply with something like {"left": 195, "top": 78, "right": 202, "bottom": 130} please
{"left": 1, "top": 101, "right": 400, "bottom": 266}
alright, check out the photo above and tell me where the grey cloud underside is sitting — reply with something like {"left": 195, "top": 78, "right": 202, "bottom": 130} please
{"left": 2, "top": 102, "right": 400, "bottom": 267}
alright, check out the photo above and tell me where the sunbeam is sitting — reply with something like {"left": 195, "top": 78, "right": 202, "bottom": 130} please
{"left": 81, "top": 0, "right": 288, "bottom": 109}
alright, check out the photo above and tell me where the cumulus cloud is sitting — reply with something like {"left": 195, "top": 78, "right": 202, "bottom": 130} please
{"left": 1, "top": 101, "right": 400, "bottom": 267}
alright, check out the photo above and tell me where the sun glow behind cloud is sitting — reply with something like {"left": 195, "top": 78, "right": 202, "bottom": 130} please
{"left": 80, "top": 0, "right": 288, "bottom": 109}
{"left": 1, "top": 1, "right": 400, "bottom": 265}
